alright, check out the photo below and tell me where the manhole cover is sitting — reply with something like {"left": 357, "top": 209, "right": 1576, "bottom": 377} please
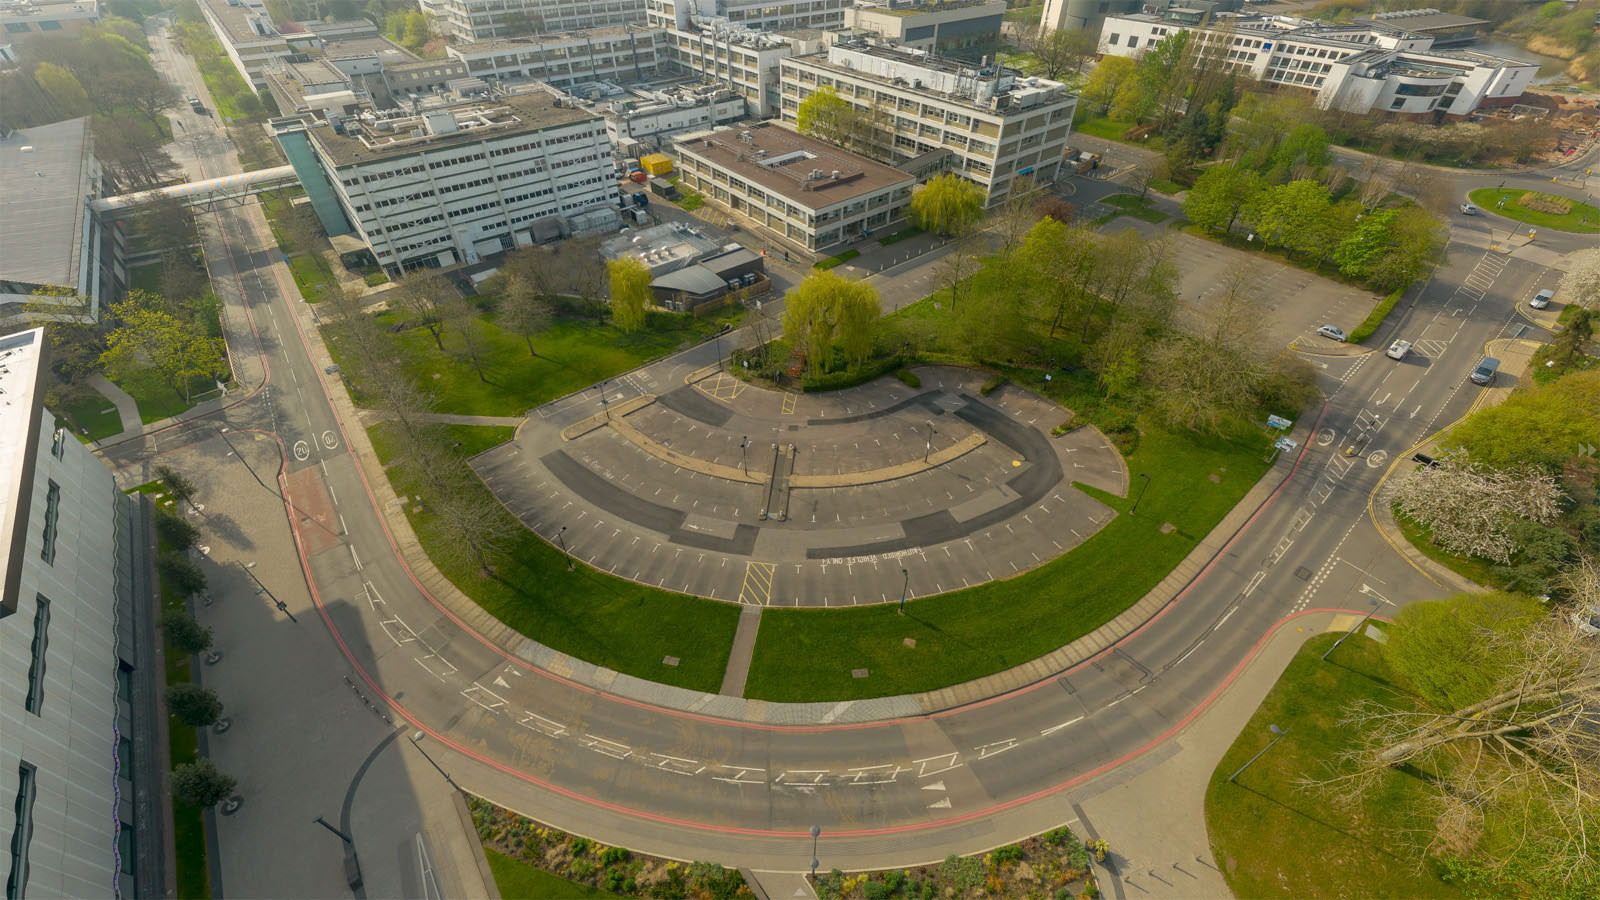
{"left": 662, "top": 656, "right": 680, "bottom": 667}
{"left": 1295, "top": 566, "right": 1313, "bottom": 581}
{"left": 789, "top": 424, "right": 800, "bottom": 431}
{"left": 851, "top": 668, "right": 869, "bottom": 679}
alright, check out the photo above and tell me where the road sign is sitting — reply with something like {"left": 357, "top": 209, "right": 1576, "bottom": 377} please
{"left": 1267, "top": 414, "right": 1293, "bottom": 430}
{"left": 1274, "top": 436, "right": 1299, "bottom": 454}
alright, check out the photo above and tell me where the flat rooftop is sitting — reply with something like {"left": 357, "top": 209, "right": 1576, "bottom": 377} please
{"left": 0, "top": 118, "right": 90, "bottom": 291}
{"left": 0, "top": 328, "right": 45, "bottom": 603}
{"left": 676, "top": 122, "right": 912, "bottom": 212}
{"left": 306, "top": 91, "right": 601, "bottom": 167}
{"left": 451, "top": 25, "right": 661, "bottom": 53}
{"left": 0, "top": 0, "right": 98, "bottom": 21}
{"left": 1358, "top": 9, "right": 1489, "bottom": 31}
{"left": 197, "top": 0, "right": 282, "bottom": 46}
{"left": 320, "top": 34, "right": 420, "bottom": 61}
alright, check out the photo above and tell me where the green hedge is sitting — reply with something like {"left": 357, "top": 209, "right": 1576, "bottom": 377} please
{"left": 1349, "top": 286, "right": 1406, "bottom": 344}
{"left": 813, "top": 249, "right": 860, "bottom": 270}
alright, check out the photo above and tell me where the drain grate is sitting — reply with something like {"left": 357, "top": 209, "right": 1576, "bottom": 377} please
{"left": 1294, "top": 566, "right": 1313, "bottom": 581}
{"left": 1509, "top": 323, "right": 1530, "bottom": 338}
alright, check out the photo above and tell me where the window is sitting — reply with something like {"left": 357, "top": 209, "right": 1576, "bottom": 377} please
{"left": 6, "top": 762, "right": 35, "bottom": 900}
{"left": 50, "top": 427, "right": 65, "bottom": 459}
{"left": 24, "top": 597, "right": 48, "bottom": 715}
{"left": 39, "top": 481, "right": 59, "bottom": 565}
{"left": 38, "top": 19, "right": 62, "bottom": 30}
{"left": 1391, "top": 98, "right": 1406, "bottom": 109}
{"left": 1107, "top": 33, "right": 1119, "bottom": 46}
{"left": 1127, "top": 36, "right": 1138, "bottom": 49}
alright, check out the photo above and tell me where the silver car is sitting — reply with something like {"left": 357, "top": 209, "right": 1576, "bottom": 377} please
{"left": 1316, "top": 324, "right": 1347, "bottom": 342}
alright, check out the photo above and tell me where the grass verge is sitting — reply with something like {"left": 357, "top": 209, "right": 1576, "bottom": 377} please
{"left": 1148, "top": 177, "right": 1187, "bottom": 195}
{"left": 288, "top": 254, "right": 338, "bottom": 303}
{"left": 1094, "top": 194, "right": 1168, "bottom": 225}
{"left": 814, "top": 249, "right": 861, "bottom": 270}
{"left": 1207, "top": 631, "right": 1464, "bottom": 899}
{"left": 56, "top": 393, "right": 124, "bottom": 442}
{"left": 877, "top": 226, "right": 924, "bottom": 246}
{"left": 116, "top": 370, "right": 219, "bottom": 424}
{"left": 368, "top": 424, "right": 740, "bottom": 693}
{"left": 1467, "top": 187, "right": 1600, "bottom": 233}
{"left": 743, "top": 425, "right": 1272, "bottom": 701}
{"left": 483, "top": 849, "right": 627, "bottom": 900}
{"left": 1394, "top": 511, "right": 1498, "bottom": 589}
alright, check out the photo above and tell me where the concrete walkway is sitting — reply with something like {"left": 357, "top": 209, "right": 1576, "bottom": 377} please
{"left": 720, "top": 605, "right": 763, "bottom": 697}
{"left": 87, "top": 373, "right": 142, "bottom": 443}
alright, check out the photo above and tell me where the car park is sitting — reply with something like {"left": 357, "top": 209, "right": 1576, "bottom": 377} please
{"left": 1530, "top": 289, "right": 1554, "bottom": 309}
{"left": 1386, "top": 339, "right": 1412, "bottom": 360}
{"left": 1459, "top": 202, "right": 1479, "bottom": 215}
{"left": 1316, "top": 324, "right": 1347, "bottom": 342}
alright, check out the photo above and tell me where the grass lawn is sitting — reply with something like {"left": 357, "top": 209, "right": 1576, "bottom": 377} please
{"left": 1148, "top": 177, "right": 1187, "bottom": 195}
{"left": 1395, "top": 511, "right": 1499, "bottom": 589}
{"left": 115, "top": 370, "right": 219, "bottom": 424}
{"left": 483, "top": 848, "right": 628, "bottom": 900}
{"left": 1096, "top": 194, "right": 1169, "bottom": 225}
{"left": 369, "top": 425, "right": 741, "bottom": 693}
{"left": 56, "top": 392, "right": 124, "bottom": 442}
{"left": 814, "top": 248, "right": 861, "bottom": 270}
{"left": 1207, "top": 631, "right": 1465, "bottom": 900}
{"left": 1467, "top": 188, "right": 1600, "bottom": 233}
{"left": 877, "top": 226, "right": 923, "bottom": 246}
{"left": 744, "top": 425, "right": 1272, "bottom": 701}
{"left": 1072, "top": 114, "right": 1152, "bottom": 146}
{"left": 287, "top": 253, "right": 338, "bottom": 303}
{"left": 333, "top": 309, "right": 736, "bottom": 417}
{"left": 130, "top": 263, "right": 163, "bottom": 294}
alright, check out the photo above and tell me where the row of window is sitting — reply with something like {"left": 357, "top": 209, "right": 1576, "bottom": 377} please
{"left": 382, "top": 176, "right": 609, "bottom": 253}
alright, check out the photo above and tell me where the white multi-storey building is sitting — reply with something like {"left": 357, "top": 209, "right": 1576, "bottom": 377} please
{"left": 645, "top": 0, "right": 849, "bottom": 32}
{"left": 1097, "top": 12, "right": 1537, "bottom": 116}
{"left": 599, "top": 82, "right": 749, "bottom": 153}
{"left": 665, "top": 24, "right": 826, "bottom": 116}
{"left": 842, "top": 1, "right": 1007, "bottom": 54}
{"left": 2, "top": 327, "right": 149, "bottom": 900}
{"left": 780, "top": 39, "right": 1076, "bottom": 205}
{"left": 274, "top": 92, "right": 618, "bottom": 275}
{"left": 446, "top": 26, "right": 665, "bottom": 87}
{"left": 196, "top": 0, "right": 315, "bottom": 90}
{"left": 673, "top": 121, "right": 915, "bottom": 254}
{"left": 421, "top": 0, "right": 644, "bottom": 42}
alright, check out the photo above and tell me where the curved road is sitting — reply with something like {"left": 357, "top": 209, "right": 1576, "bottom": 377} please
{"left": 117, "top": 29, "right": 1599, "bottom": 888}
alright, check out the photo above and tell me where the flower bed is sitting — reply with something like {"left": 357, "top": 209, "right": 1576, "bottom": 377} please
{"left": 813, "top": 828, "right": 1104, "bottom": 900}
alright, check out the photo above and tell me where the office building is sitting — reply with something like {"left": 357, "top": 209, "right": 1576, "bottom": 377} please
{"left": 599, "top": 82, "right": 748, "bottom": 154}
{"left": 1097, "top": 12, "right": 1537, "bottom": 116}
{"left": 0, "top": 118, "right": 123, "bottom": 325}
{"left": 195, "top": 0, "right": 316, "bottom": 90}
{"left": 446, "top": 26, "right": 665, "bottom": 87}
{"left": 1, "top": 326, "right": 154, "bottom": 900}
{"left": 665, "top": 23, "right": 826, "bottom": 116}
{"left": 673, "top": 121, "right": 915, "bottom": 254}
{"left": 842, "top": 1, "right": 1006, "bottom": 55}
{"left": 780, "top": 38, "right": 1077, "bottom": 205}
{"left": 0, "top": 0, "right": 99, "bottom": 61}
{"left": 274, "top": 91, "right": 618, "bottom": 275}
{"left": 422, "top": 0, "right": 645, "bottom": 43}
{"left": 646, "top": 0, "right": 848, "bottom": 32}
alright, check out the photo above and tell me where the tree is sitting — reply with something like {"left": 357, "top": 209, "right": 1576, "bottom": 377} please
{"left": 1394, "top": 450, "right": 1566, "bottom": 564}
{"left": 158, "top": 552, "right": 209, "bottom": 599}
{"left": 911, "top": 173, "right": 984, "bottom": 237}
{"left": 1147, "top": 265, "right": 1268, "bottom": 433}
{"left": 1128, "top": 30, "right": 1190, "bottom": 125}
{"left": 24, "top": 287, "right": 101, "bottom": 380}
{"left": 100, "top": 293, "right": 225, "bottom": 402}
{"left": 1294, "top": 199, "right": 1360, "bottom": 270}
{"left": 781, "top": 270, "right": 879, "bottom": 375}
{"left": 165, "top": 683, "right": 224, "bottom": 728}
{"left": 156, "top": 465, "right": 200, "bottom": 513}
{"left": 796, "top": 85, "right": 853, "bottom": 147}
{"left": 935, "top": 235, "right": 982, "bottom": 313}
{"left": 159, "top": 609, "right": 213, "bottom": 655}
{"left": 393, "top": 271, "right": 451, "bottom": 350}
{"left": 282, "top": 203, "right": 324, "bottom": 257}
{"left": 33, "top": 62, "right": 90, "bottom": 117}
{"left": 1442, "top": 369, "right": 1600, "bottom": 470}
{"left": 993, "top": 175, "right": 1043, "bottom": 257}
{"left": 401, "top": 10, "right": 429, "bottom": 50}
{"left": 1018, "top": 217, "right": 1095, "bottom": 338}
{"left": 1559, "top": 248, "right": 1600, "bottom": 308}
{"left": 497, "top": 269, "right": 553, "bottom": 358}
{"left": 442, "top": 295, "right": 491, "bottom": 383}
{"left": 1325, "top": 602, "right": 1599, "bottom": 895}
{"left": 137, "top": 194, "right": 199, "bottom": 256}
{"left": 154, "top": 506, "right": 200, "bottom": 551}
{"left": 1081, "top": 56, "right": 1138, "bottom": 117}
{"left": 606, "top": 257, "right": 651, "bottom": 334}
{"left": 171, "top": 758, "right": 237, "bottom": 808}
{"left": 1240, "top": 179, "right": 1330, "bottom": 256}
{"left": 1024, "top": 26, "right": 1096, "bottom": 79}
{"left": 1183, "top": 162, "right": 1265, "bottom": 234}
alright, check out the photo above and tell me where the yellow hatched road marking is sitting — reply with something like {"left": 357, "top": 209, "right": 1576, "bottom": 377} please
{"left": 780, "top": 392, "right": 797, "bottom": 415}
{"left": 738, "top": 562, "right": 775, "bottom": 606}
{"left": 698, "top": 372, "right": 746, "bottom": 402}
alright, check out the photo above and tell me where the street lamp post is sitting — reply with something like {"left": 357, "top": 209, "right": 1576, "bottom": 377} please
{"left": 1321, "top": 587, "right": 1386, "bottom": 661}
{"left": 600, "top": 381, "right": 611, "bottom": 421}
{"left": 410, "top": 731, "right": 457, "bottom": 789}
{"left": 242, "top": 562, "right": 297, "bottom": 623}
{"left": 898, "top": 568, "right": 909, "bottom": 615}
{"left": 809, "top": 825, "right": 821, "bottom": 881}
{"left": 741, "top": 436, "right": 748, "bottom": 476}
{"left": 557, "top": 526, "right": 573, "bottom": 571}
{"left": 924, "top": 422, "right": 935, "bottom": 463}
{"left": 1130, "top": 473, "right": 1152, "bottom": 516}
{"left": 313, "top": 816, "right": 364, "bottom": 891}
{"left": 1227, "top": 724, "right": 1289, "bottom": 783}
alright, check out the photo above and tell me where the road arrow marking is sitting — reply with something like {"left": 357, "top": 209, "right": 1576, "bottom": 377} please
{"left": 921, "top": 781, "right": 947, "bottom": 792}
{"left": 927, "top": 798, "right": 952, "bottom": 809}
{"left": 493, "top": 676, "right": 510, "bottom": 688}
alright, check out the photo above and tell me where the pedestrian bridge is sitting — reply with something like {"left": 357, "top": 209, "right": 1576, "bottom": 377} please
{"left": 90, "top": 166, "right": 299, "bottom": 217}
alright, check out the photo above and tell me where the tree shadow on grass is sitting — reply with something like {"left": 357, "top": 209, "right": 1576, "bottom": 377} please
{"left": 1232, "top": 782, "right": 1413, "bottom": 865}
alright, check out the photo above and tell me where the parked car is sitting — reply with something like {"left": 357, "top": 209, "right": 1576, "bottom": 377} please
{"left": 1530, "top": 289, "right": 1554, "bottom": 309}
{"left": 1576, "top": 606, "right": 1600, "bottom": 636}
{"left": 1386, "top": 339, "right": 1412, "bottom": 360}
{"left": 1470, "top": 356, "right": 1501, "bottom": 385}
{"left": 1316, "top": 324, "right": 1347, "bottom": 342}
{"left": 1459, "top": 202, "right": 1479, "bottom": 215}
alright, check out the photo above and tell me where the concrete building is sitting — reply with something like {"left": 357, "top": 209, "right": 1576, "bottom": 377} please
{"left": 646, "top": 0, "right": 849, "bottom": 32}
{"left": 0, "top": 0, "right": 98, "bottom": 61}
{"left": 0, "top": 118, "right": 123, "bottom": 325}
{"left": 1039, "top": 0, "right": 1141, "bottom": 35}
{"left": 1, "top": 327, "right": 152, "bottom": 900}
{"left": 1097, "top": 12, "right": 1537, "bottom": 116}
{"left": 1354, "top": 8, "right": 1490, "bottom": 48}
{"left": 599, "top": 81, "right": 748, "bottom": 154}
{"left": 843, "top": 0, "right": 1006, "bottom": 55}
{"left": 673, "top": 121, "right": 915, "bottom": 254}
{"left": 665, "top": 23, "right": 827, "bottom": 116}
{"left": 195, "top": 0, "right": 315, "bottom": 90}
{"left": 273, "top": 91, "right": 618, "bottom": 275}
{"left": 780, "top": 38, "right": 1076, "bottom": 205}
{"left": 446, "top": 26, "right": 665, "bottom": 88}
{"left": 422, "top": 0, "right": 645, "bottom": 43}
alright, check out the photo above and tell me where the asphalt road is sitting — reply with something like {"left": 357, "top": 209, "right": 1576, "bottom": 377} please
{"left": 107, "top": 35, "right": 1599, "bottom": 886}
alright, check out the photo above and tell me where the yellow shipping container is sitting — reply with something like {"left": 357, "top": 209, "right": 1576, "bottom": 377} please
{"left": 640, "top": 153, "right": 674, "bottom": 176}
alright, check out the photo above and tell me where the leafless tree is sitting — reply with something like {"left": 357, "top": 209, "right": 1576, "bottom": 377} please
{"left": 442, "top": 295, "right": 492, "bottom": 383}
{"left": 1317, "top": 608, "right": 1599, "bottom": 887}
{"left": 935, "top": 234, "right": 982, "bottom": 313}
{"left": 1147, "top": 264, "right": 1267, "bottom": 433}
{"left": 392, "top": 270, "right": 453, "bottom": 350}
{"left": 1394, "top": 450, "right": 1565, "bottom": 564}
{"left": 994, "top": 175, "right": 1044, "bottom": 258}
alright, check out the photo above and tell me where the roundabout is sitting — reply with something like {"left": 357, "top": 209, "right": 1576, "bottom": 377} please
{"left": 474, "top": 366, "right": 1127, "bottom": 607}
